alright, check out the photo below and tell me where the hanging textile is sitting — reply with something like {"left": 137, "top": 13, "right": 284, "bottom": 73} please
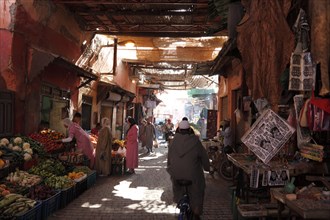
{"left": 309, "top": 0, "right": 330, "bottom": 96}
{"left": 236, "top": 0, "right": 294, "bottom": 110}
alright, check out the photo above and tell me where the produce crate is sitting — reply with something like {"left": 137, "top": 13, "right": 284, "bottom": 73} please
{"left": 41, "top": 190, "right": 61, "bottom": 219}
{"left": 59, "top": 186, "right": 75, "bottom": 209}
{"left": 87, "top": 170, "right": 97, "bottom": 189}
{"left": 75, "top": 176, "right": 88, "bottom": 197}
{"left": 0, "top": 161, "right": 23, "bottom": 179}
{"left": 16, "top": 200, "right": 42, "bottom": 220}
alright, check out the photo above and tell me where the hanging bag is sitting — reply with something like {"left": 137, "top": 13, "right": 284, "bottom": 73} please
{"left": 299, "top": 98, "right": 310, "bottom": 127}
{"left": 306, "top": 91, "right": 330, "bottom": 131}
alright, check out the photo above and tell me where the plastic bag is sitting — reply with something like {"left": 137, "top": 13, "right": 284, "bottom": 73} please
{"left": 153, "top": 139, "right": 159, "bottom": 148}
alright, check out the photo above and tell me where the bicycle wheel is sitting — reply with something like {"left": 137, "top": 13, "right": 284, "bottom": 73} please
{"left": 208, "top": 152, "right": 216, "bottom": 176}
{"left": 178, "top": 209, "right": 193, "bottom": 220}
{"left": 218, "top": 159, "right": 237, "bottom": 181}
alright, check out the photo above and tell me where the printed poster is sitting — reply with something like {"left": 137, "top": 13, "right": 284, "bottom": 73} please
{"left": 241, "top": 109, "right": 296, "bottom": 164}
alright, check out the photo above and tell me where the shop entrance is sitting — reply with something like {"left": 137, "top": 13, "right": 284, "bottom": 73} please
{"left": 0, "top": 90, "right": 14, "bottom": 137}
{"left": 82, "top": 95, "right": 92, "bottom": 130}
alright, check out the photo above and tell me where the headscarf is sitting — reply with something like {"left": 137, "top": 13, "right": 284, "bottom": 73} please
{"left": 178, "top": 120, "right": 190, "bottom": 129}
{"left": 101, "top": 117, "right": 110, "bottom": 128}
{"left": 62, "top": 118, "right": 72, "bottom": 127}
{"left": 127, "top": 117, "right": 137, "bottom": 133}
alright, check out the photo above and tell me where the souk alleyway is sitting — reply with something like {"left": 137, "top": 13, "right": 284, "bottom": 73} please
{"left": 48, "top": 142, "right": 233, "bottom": 220}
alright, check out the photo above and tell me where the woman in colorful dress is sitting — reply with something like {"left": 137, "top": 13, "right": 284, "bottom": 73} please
{"left": 125, "top": 117, "right": 139, "bottom": 174}
{"left": 60, "top": 118, "right": 95, "bottom": 168}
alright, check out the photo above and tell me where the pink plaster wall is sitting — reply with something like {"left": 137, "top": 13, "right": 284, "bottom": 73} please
{"left": 114, "top": 61, "right": 138, "bottom": 102}
{"left": 0, "top": 1, "right": 85, "bottom": 135}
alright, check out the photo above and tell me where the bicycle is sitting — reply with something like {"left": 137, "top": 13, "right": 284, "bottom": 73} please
{"left": 207, "top": 145, "right": 221, "bottom": 177}
{"left": 218, "top": 144, "right": 241, "bottom": 181}
{"left": 176, "top": 179, "right": 193, "bottom": 220}
{"left": 207, "top": 143, "right": 239, "bottom": 181}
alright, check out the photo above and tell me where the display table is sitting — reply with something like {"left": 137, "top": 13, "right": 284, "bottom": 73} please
{"left": 271, "top": 187, "right": 330, "bottom": 219}
{"left": 227, "top": 153, "right": 313, "bottom": 176}
{"left": 228, "top": 153, "right": 315, "bottom": 204}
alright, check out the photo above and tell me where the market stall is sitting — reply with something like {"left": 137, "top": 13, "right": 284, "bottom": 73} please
{"left": 0, "top": 133, "right": 97, "bottom": 219}
{"left": 230, "top": 108, "right": 329, "bottom": 219}
{"left": 271, "top": 185, "right": 330, "bottom": 219}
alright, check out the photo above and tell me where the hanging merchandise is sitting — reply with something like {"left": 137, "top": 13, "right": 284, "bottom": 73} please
{"left": 288, "top": 50, "right": 316, "bottom": 91}
{"left": 145, "top": 99, "right": 156, "bottom": 109}
{"left": 299, "top": 143, "right": 324, "bottom": 162}
{"left": 241, "top": 109, "right": 295, "bottom": 164}
{"left": 307, "top": 91, "right": 330, "bottom": 131}
{"left": 293, "top": 95, "right": 314, "bottom": 148}
{"left": 289, "top": 9, "right": 316, "bottom": 91}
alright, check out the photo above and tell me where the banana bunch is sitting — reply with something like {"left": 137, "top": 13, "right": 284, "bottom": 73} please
{"left": 0, "top": 193, "right": 36, "bottom": 218}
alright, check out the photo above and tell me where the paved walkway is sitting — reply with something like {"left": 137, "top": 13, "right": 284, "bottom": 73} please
{"left": 49, "top": 142, "right": 233, "bottom": 220}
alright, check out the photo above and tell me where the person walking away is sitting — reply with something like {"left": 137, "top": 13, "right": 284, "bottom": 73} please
{"left": 139, "top": 119, "right": 147, "bottom": 148}
{"left": 145, "top": 117, "right": 156, "bottom": 153}
{"left": 60, "top": 118, "right": 95, "bottom": 168}
{"left": 163, "top": 118, "right": 174, "bottom": 144}
{"left": 95, "top": 118, "right": 112, "bottom": 176}
{"left": 125, "top": 117, "right": 139, "bottom": 174}
{"left": 167, "top": 119, "right": 210, "bottom": 219}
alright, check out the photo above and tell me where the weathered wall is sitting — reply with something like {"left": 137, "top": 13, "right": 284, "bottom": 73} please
{"left": 309, "top": 0, "right": 330, "bottom": 96}
{"left": 0, "top": 0, "right": 15, "bottom": 90}
{"left": 0, "top": 0, "right": 91, "bottom": 135}
{"left": 114, "top": 61, "right": 138, "bottom": 99}
{"left": 217, "top": 58, "right": 244, "bottom": 143}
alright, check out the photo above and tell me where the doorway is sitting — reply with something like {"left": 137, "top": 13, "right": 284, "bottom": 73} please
{"left": 82, "top": 95, "right": 92, "bottom": 130}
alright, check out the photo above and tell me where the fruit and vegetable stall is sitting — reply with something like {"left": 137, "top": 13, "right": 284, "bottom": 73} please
{"left": 0, "top": 132, "right": 97, "bottom": 220}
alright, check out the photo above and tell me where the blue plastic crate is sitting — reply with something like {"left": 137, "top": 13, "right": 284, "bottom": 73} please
{"left": 16, "top": 200, "right": 42, "bottom": 220}
{"left": 59, "top": 186, "right": 75, "bottom": 209}
{"left": 87, "top": 171, "right": 97, "bottom": 189}
{"left": 75, "top": 177, "right": 88, "bottom": 197}
{"left": 41, "top": 190, "right": 61, "bottom": 219}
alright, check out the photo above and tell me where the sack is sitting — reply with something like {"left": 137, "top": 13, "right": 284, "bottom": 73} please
{"left": 153, "top": 139, "right": 159, "bottom": 148}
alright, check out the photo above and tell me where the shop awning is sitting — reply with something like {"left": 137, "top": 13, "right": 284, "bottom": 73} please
{"left": 194, "top": 37, "right": 240, "bottom": 76}
{"left": 53, "top": 57, "right": 98, "bottom": 89}
{"left": 97, "top": 81, "right": 135, "bottom": 104}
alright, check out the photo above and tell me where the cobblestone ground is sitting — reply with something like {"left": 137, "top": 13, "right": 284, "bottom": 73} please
{"left": 49, "top": 141, "right": 233, "bottom": 220}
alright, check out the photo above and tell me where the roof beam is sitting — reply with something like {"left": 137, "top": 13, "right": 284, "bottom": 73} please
{"left": 77, "top": 10, "right": 208, "bottom": 16}
{"left": 54, "top": 1, "right": 209, "bottom": 6}
{"left": 136, "top": 66, "right": 192, "bottom": 70}
{"left": 89, "top": 31, "right": 212, "bottom": 37}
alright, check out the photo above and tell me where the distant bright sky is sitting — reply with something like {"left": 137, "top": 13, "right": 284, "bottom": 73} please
{"left": 154, "top": 90, "right": 188, "bottom": 124}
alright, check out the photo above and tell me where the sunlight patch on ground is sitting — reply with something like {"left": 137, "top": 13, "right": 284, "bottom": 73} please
{"left": 139, "top": 152, "right": 164, "bottom": 161}
{"left": 137, "top": 165, "right": 165, "bottom": 169}
{"left": 81, "top": 202, "right": 102, "bottom": 208}
{"left": 112, "top": 180, "right": 177, "bottom": 214}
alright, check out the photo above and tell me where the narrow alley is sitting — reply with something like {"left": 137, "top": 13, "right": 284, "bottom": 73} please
{"left": 49, "top": 142, "right": 233, "bottom": 220}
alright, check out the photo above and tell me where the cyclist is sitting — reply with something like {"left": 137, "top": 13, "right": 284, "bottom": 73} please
{"left": 167, "top": 118, "right": 210, "bottom": 220}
